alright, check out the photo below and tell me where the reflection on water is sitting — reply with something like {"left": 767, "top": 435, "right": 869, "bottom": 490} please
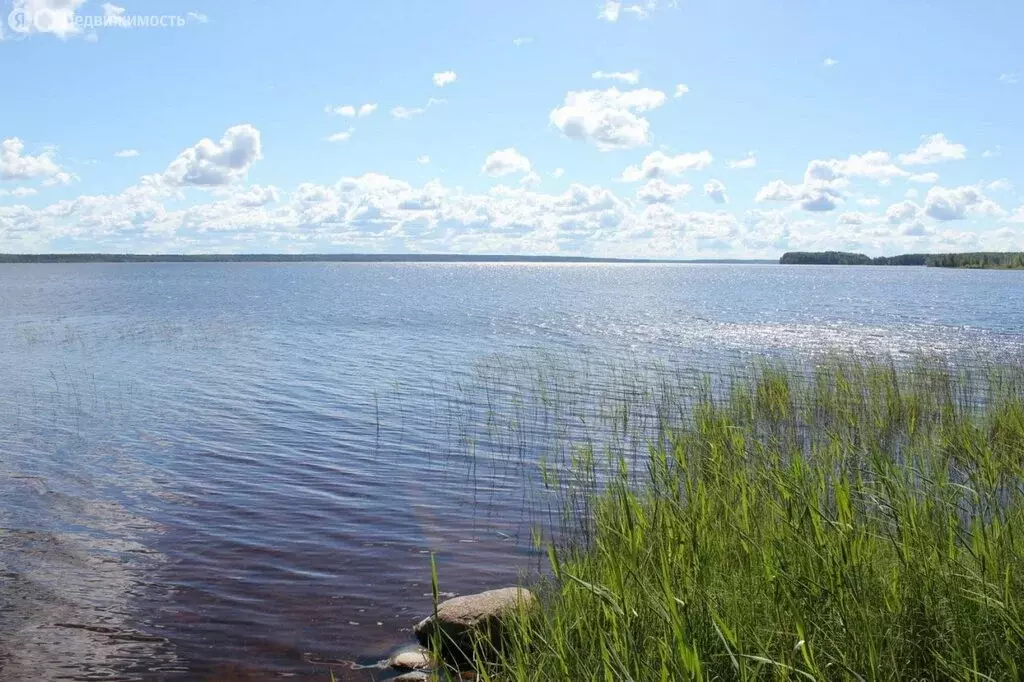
{"left": 0, "top": 263, "right": 1022, "bottom": 679}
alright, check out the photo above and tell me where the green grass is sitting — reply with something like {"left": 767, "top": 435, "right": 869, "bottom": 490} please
{"left": 463, "top": 358, "right": 1024, "bottom": 681}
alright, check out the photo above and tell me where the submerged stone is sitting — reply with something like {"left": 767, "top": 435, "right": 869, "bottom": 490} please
{"left": 389, "top": 645, "right": 432, "bottom": 670}
{"left": 393, "top": 672, "right": 430, "bottom": 682}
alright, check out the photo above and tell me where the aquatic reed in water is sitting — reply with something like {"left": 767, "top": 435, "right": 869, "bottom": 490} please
{"left": 453, "top": 358, "right": 1024, "bottom": 680}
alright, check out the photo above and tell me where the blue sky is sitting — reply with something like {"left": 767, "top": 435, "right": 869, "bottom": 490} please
{"left": 1, "top": 0, "right": 1022, "bottom": 256}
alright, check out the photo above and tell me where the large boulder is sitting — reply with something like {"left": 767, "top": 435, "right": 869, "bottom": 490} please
{"left": 414, "top": 587, "right": 535, "bottom": 662}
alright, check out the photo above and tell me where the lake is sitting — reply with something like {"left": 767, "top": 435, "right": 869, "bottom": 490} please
{"left": 1, "top": 263, "right": 1022, "bottom": 680}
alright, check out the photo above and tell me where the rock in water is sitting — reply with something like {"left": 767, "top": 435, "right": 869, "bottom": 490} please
{"left": 393, "top": 672, "right": 430, "bottom": 682}
{"left": 414, "top": 587, "right": 535, "bottom": 662}
{"left": 389, "top": 645, "right": 432, "bottom": 671}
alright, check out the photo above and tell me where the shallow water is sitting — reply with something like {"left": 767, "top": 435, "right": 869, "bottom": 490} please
{"left": 0, "top": 263, "right": 1022, "bottom": 680}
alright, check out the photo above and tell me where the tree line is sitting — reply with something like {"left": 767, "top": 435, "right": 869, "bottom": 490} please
{"left": 780, "top": 251, "right": 1024, "bottom": 269}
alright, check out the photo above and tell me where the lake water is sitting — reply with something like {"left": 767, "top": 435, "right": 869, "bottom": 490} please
{"left": 1, "top": 263, "right": 1022, "bottom": 680}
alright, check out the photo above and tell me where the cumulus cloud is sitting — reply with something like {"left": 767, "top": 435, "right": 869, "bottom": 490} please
{"left": 417, "top": 155, "right": 430, "bottom": 165}
{"left": 621, "top": 150, "right": 713, "bottom": 182}
{"left": 898, "top": 133, "right": 967, "bottom": 166}
{"left": 674, "top": 84, "right": 689, "bottom": 98}
{"left": 326, "top": 130, "right": 353, "bottom": 143}
{"left": 838, "top": 212, "right": 868, "bottom": 226}
{"left": 550, "top": 87, "right": 667, "bottom": 151}
{"left": 909, "top": 172, "right": 939, "bottom": 184}
{"left": 998, "top": 73, "right": 1018, "bottom": 85}
{"left": 823, "top": 57, "right": 838, "bottom": 67}
{"left": 482, "top": 147, "right": 531, "bottom": 177}
{"left": 114, "top": 149, "right": 140, "bottom": 158}
{"left": 886, "top": 201, "right": 921, "bottom": 224}
{"left": 159, "top": 124, "right": 262, "bottom": 187}
{"left": 756, "top": 179, "right": 841, "bottom": 212}
{"left": 432, "top": 71, "right": 457, "bottom": 87}
{"left": 1, "top": 138, "right": 63, "bottom": 180}
{"left": 703, "top": 179, "right": 728, "bottom": 204}
{"left": 0, "top": 187, "right": 39, "bottom": 197}
{"left": 756, "top": 150, "right": 918, "bottom": 213}
{"left": 391, "top": 98, "right": 445, "bottom": 120}
{"left": 520, "top": 171, "right": 541, "bottom": 188}
{"left": 9, "top": 0, "right": 87, "bottom": 38}
{"left": 592, "top": 70, "right": 640, "bottom": 84}
{"left": 512, "top": 37, "right": 532, "bottom": 46}
{"left": 391, "top": 106, "right": 424, "bottom": 119}
{"left": 924, "top": 185, "right": 1003, "bottom": 221}
{"left": 598, "top": 0, "right": 621, "bottom": 21}
{"left": 726, "top": 152, "right": 757, "bottom": 170}
{"left": 635, "top": 179, "right": 691, "bottom": 204}
{"left": 325, "top": 103, "right": 377, "bottom": 117}
{"left": 552, "top": 168, "right": 565, "bottom": 178}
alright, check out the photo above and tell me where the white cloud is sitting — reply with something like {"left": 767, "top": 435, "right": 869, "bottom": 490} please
{"left": 391, "top": 106, "right": 425, "bottom": 119}
{"left": 391, "top": 98, "right": 444, "bottom": 120}
{"left": 326, "top": 130, "right": 353, "bottom": 143}
{"left": 898, "top": 133, "right": 967, "bottom": 166}
{"left": 986, "top": 178, "right": 1013, "bottom": 192}
{"left": 858, "top": 197, "right": 881, "bottom": 207}
{"left": 520, "top": 171, "right": 541, "bottom": 188}
{"left": 0, "top": 187, "right": 39, "bottom": 197}
{"left": 512, "top": 37, "right": 532, "bottom": 46}
{"left": 909, "top": 172, "right": 939, "bottom": 184}
{"left": 808, "top": 151, "right": 908, "bottom": 183}
{"left": 592, "top": 70, "right": 640, "bottom": 85}
{"left": 159, "top": 124, "right": 262, "bottom": 187}
{"left": 673, "top": 84, "right": 689, "bottom": 98}
{"left": 598, "top": 0, "right": 621, "bottom": 21}
{"left": 417, "top": 155, "right": 430, "bottom": 165}
{"left": 635, "top": 179, "right": 691, "bottom": 204}
{"left": 886, "top": 201, "right": 921, "bottom": 224}
{"left": 550, "top": 87, "right": 667, "bottom": 151}
{"left": 998, "top": 73, "right": 1018, "bottom": 85}
{"left": 552, "top": 168, "right": 565, "bottom": 178}
{"left": 982, "top": 147, "right": 1002, "bottom": 158}
{"left": 621, "top": 150, "right": 713, "bottom": 182}
{"left": 432, "top": 71, "right": 457, "bottom": 87}
{"left": 10, "top": 0, "right": 87, "bottom": 38}
{"left": 326, "top": 103, "right": 377, "bottom": 117}
{"left": 823, "top": 57, "right": 838, "bottom": 67}
{"left": 924, "top": 185, "right": 1003, "bottom": 221}
{"left": 756, "top": 179, "right": 841, "bottom": 212}
{"left": 482, "top": 147, "right": 531, "bottom": 177}
{"left": 703, "top": 179, "right": 728, "bottom": 204}
{"left": 114, "top": 149, "right": 139, "bottom": 158}
{"left": 187, "top": 11, "right": 208, "bottom": 23}
{"left": 726, "top": 152, "right": 757, "bottom": 170}
{"left": 1, "top": 138, "right": 63, "bottom": 181}
{"left": 838, "top": 212, "right": 868, "bottom": 226}
{"left": 102, "top": 3, "right": 129, "bottom": 28}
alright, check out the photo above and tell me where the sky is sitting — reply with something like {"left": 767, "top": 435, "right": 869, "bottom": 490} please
{"left": 1, "top": 0, "right": 1022, "bottom": 257}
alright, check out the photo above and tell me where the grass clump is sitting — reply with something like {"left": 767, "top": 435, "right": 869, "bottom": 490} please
{"left": 487, "top": 359, "right": 1024, "bottom": 681}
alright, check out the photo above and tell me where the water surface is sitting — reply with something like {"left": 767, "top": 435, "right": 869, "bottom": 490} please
{"left": 1, "top": 263, "right": 1022, "bottom": 680}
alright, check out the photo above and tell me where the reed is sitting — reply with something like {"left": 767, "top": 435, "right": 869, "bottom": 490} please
{"left": 465, "top": 358, "right": 1024, "bottom": 680}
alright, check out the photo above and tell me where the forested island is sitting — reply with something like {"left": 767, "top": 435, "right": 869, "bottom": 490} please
{"left": 780, "top": 251, "right": 1024, "bottom": 269}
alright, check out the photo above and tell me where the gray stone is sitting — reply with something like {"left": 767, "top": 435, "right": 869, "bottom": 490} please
{"left": 394, "top": 672, "right": 430, "bottom": 682}
{"left": 414, "top": 587, "right": 535, "bottom": 661}
{"left": 389, "top": 645, "right": 432, "bottom": 671}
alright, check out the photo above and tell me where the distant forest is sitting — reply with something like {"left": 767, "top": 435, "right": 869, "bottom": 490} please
{"left": 0, "top": 254, "right": 657, "bottom": 264}
{"left": 0, "top": 254, "right": 777, "bottom": 265}
{"left": 780, "top": 251, "right": 1024, "bottom": 269}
